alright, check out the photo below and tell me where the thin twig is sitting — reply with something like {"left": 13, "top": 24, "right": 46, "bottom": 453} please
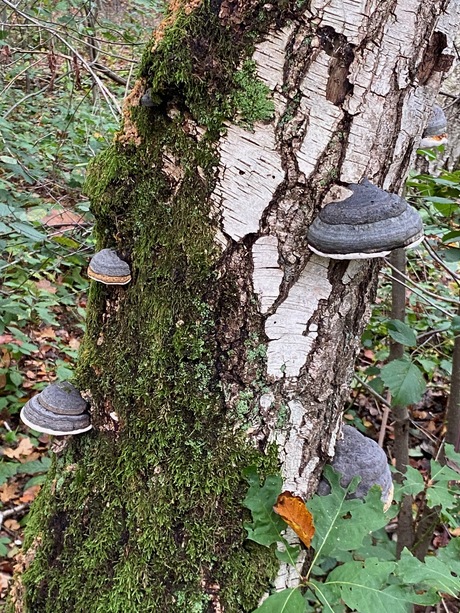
{"left": 381, "top": 271, "right": 454, "bottom": 317}
{"left": 383, "top": 259, "right": 460, "bottom": 306}
{"left": 423, "top": 239, "right": 460, "bottom": 284}
{"left": 2, "top": 0, "right": 121, "bottom": 118}
{"left": 0, "top": 503, "right": 29, "bottom": 530}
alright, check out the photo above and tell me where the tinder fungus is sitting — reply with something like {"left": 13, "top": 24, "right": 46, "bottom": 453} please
{"left": 20, "top": 381, "right": 92, "bottom": 436}
{"left": 87, "top": 248, "right": 131, "bottom": 285}
{"left": 306, "top": 179, "right": 423, "bottom": 259}
{"left": 420, "top": 105, "right": 448, "bottom": 148}
{"left": 318, "top": 425, "right": 393, "bottom": 504}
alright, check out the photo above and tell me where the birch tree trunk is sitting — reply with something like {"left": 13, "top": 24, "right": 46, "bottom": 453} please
{"left": 12, "top": 1, "right": 458, "bottom": 611}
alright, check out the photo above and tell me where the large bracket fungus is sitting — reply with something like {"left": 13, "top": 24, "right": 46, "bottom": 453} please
{"left": 317, "top": 425, "right": 393, "bottom": 507}
{"left": 306, "top": 179, "right": 423, "bottom": 259}
{"left": 20, "top": 381, "right": 92, "bottom": 436}
{"left": 87, "top": 248, "right": 132, "bottom": 285}
{"left": 419, "top": 105, "right": 448, "bottom": 148}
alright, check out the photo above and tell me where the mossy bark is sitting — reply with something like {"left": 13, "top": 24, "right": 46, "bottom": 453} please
{"left": 11, "top": 1, "right": 457, "bottom": 611}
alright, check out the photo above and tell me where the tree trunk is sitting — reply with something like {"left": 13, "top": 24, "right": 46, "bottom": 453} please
{"left": 12, "top": 1, "right": 458, "bottom": 611}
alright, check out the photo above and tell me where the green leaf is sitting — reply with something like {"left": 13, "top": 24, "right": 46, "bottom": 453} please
{"left": 0, "top": 461, "right": 19, "bottom": 486}
{"left": 451, "top": 316, "right": 460, "bottom": 333}
{"left": 9, "top": 369, "right": 23, "bottom": 387}
{"left": 9, "top": 222, "right": 46, "bottom": 242}
{"left": 318, "top": 558, "right": 437, "bottom": 612}
{"left": 392, "top": 466, "right": 425, "bottom": 500}
{"left": 254, "top": 588, "right": 306, "bottom": 613}
{"left": 242, "top": 467, "right": 285, "bottom": 547}
{"left": 386, "top": 320, "right": 417, "bottom": 347}
{"left": 380, "top": 359, "right": 426, "bottom": 406}
{"left": 425, "top": 459, "right": 460, "bottom": 510}
{"left": 307, "top": 467, "right": 390, "bottom": 560}
{"left": 17, "top": 457, "right": 52, "bottom": 475}
{"left": 398, "top": 546, "right": 460, "bottom": 597}
{"left": 0, "top": 155, "right": 18, "bottom": 165}
{"left": 442, "top": 230, "right": 460, "bottom": 243}
{"left": 443, "top": 247, "right": 460, "bottom": 262}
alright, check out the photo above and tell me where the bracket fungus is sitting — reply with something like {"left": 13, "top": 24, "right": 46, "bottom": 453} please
{"left": 317, "top": 425, "right": 393, "bottom": 507}
{"left": 140, "top": 88, "right": 155, "bottom": 107}
{"left": 306, "top": 179, "right": 423, "bottom": 259}
{"left": 420, "top": 105, "right": 448, "bottom": 148}
{"left": 20, "top": 381, "right": 92, "bottom": 436}
{"left": 87, "top": 248, "right": 131, "bottom": 285}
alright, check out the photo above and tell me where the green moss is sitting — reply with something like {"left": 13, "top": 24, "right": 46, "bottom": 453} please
{"left": 138, "top": 2, "right": 277, "bottom": 130}
{"left": 232, "top": 60, "right": 275, "bottom": 126}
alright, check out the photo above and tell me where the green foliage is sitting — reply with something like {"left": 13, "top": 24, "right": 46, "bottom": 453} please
{"left": 380, "top": 358, "right": 426, "bottom": 406}
{"left": 386, "top": 320, "right": 417, "bottom": 347}
{"left": 255, "top": 588, "right": 306, "bottom": 613}
{"left": 244, "top": 465, "right": 460, "bottom": 613}
{"left": 243, "top": 467, "right": 300, "bottom": 565}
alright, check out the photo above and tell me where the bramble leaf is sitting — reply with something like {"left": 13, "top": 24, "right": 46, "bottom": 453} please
{"left": 242, "top": 467, "right": 285, "bottom": 547}
{"left": 306, "top": 467, "right": 390, "bottom": 559}
{"left": 253, "top": 588, "right": 306, "bottom": 613}
{"left": 398, "top": 544, "right": 460, "bottom": 598}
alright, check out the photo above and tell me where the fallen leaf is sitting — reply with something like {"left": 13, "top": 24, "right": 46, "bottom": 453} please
{"left": 42, "top": 209, "right": 85, "bottom": 227}
{"left": 38, "top": 327, "right": 56, "bottom": 339}
{"left": 0, "top": 572, "right": 10, "bottom": 593}
{"left": 0, "top": 335, "right": 14, "bottom": 345}
{"left": 0, "top": 483, "right": 19, "bottom": 503}
{"left": 34, "top": 279, "right": 57, "bottom": 294}
{"left": 68, "top": 337, "right": 80, "bottom": 350}
{"left": 4, "top": 519, "right": 20, "bottom": 531}
{"left": 20, "top": 485, "right": 41, "bottom": 503}
{"left": 273, "top": 491, "right": 315, "bottom": 548}
{"left": 3, "top": 437, "right": 34, "bottom": 460}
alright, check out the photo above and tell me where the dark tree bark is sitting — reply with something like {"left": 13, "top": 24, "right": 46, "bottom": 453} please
{"left": 10, "top": 1, "right": 458, "bottom": 611}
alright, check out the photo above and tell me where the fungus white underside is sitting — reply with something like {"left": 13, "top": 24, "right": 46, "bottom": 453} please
{"left": 87, "top": 270, "right": 131, "bottom": 285}
{"left": 20, "top": 407, "right": 93, "bottom": 436}
{"left": 419, "top": 135, "right": 448, "bottom": 148}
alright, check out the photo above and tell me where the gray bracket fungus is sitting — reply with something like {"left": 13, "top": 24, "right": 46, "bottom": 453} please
{"left": 87, "top": 248, "right": 132, "bottom": 285}
{"left": 317, "top": 425, "right": 393, "bottom": 503}
{"left": 20, "top": 382, "right": 92, "bottom": 436}
{"left": 420, "top": 105, "right": 448, "bottom": 148}
{"left": 306, "top": 179, "right": 423, "bottom": 259}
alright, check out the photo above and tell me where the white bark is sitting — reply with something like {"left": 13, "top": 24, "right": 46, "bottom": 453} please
{"left": 210, "top": 0, "right": 459, "bottom": 593}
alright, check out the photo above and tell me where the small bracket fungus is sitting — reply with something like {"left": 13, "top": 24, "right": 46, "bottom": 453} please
{"left": 306, "top": 179, "right": 423, "bottom": 259}
{"left": 87, "top": 248, "right": 131, "bottom": 285}
{"left": 139, "top": 88, "right": 161, "bottom": 108}
{"left": 317, "top": 425, "right": 393, "bottom": 506}
{"left": 20, "top": 381, "right": 92, "bottom": 436}
{"left": 420, "top": 105, "right": 448, "bottom": 148}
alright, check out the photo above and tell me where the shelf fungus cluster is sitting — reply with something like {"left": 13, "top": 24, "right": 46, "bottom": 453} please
{"left": 420, "top": 105, "right": 448, "bottom": 148}
{"left": 318, "top": 425, "right": 393, "bottom": 509}
{"left": 20, "top": 381, "right": 92, "bottom": 436}
{"left": 306, "top": 179, "right": 423, "bottom": 259}
{"left": 87, "top": 248, "right": 131, "bottom": 285}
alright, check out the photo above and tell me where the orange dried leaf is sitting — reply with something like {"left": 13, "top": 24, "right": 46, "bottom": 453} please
{"left": 4, "top": 519, "right": 20, "bottom": 531}
{"left": 273, "top": 491, "right": 315, "bottom": 548}
{"left": 20, "top": 485, "right": 41, "bottom": 504}
{"left": 0, "top": 483, "right": 19, "bottom": 504}
{"left": 3, "top": 437, "right": 34, "bottom": 460}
